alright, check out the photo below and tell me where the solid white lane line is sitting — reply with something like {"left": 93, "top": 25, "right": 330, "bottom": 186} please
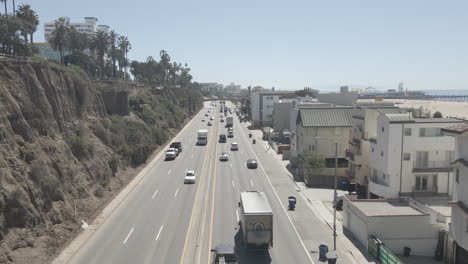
{"left": 155, "top": 225, "right": 164, "bottom": 241}
{"left": 174, "top": 188, "right": 179, "bottom": 197}
{"left": 230, "top": 163, "right": 232, "bottom": 168}
{"left": 152, "top": 189, "right": 159, "bottom": 199}
{"left": 250, "top": 179, "right": 254, "bottom": 187}
{"left": 232, "top": 180, "right": 235, "bottom": 188}
{"left": 123, "top": 228, "right": 134, "bottom": 244}
{"left": 236, "top": 210, "right": 239, "bottom": 223}
{"left": 168, "top": 169, "right": 172, "bottom": 175}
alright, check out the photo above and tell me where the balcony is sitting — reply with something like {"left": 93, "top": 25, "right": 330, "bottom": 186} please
{"left": 369, "top": 176, "right": 398, "bottom": 198}
{"left": 412, "top": 160, "right": 454, "bottom": 173}
{"left": 369, "top": 137, "right": 377, "bottom": 144}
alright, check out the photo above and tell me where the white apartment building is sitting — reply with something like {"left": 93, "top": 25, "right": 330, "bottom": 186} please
{"left": 291, "top": 107, "right": 352, "bottom": 187}
{"left": 250, "top": 91, "right": 295, "bottom": 127}
{"left": 347, "top": 102, "right": 407, "bottom": 198}
{"left": 369, "top": 114, "right": 462, "bottom": 199}
{"left": 442, "top": 123, "right": 468, "bottom": 262}
{"left": 44, "top": 17, "right": 109, "bottom": 41}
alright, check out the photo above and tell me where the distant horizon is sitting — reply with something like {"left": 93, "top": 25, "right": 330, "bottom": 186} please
{"left": 19, "top": 0, "right": 468, "bottom": 91}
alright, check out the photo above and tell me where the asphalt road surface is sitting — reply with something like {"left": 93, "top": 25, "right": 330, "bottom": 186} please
{"left": 67, "top": 102, "right": 314, "bottom": 264}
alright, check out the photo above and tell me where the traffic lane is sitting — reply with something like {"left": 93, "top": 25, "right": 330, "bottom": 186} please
{"left": 68, "top": 109, "right": 208, "bottom": 264}
{"left": 234, "top": 117, "right": 313, "bottom": 263}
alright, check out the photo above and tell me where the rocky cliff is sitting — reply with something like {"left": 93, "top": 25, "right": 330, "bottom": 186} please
{"left": 0, "top": 58, "right": 202, "bottom": 264}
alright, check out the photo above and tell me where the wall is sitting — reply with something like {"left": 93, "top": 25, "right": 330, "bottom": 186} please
{"left": 343, "top": 198, "right": 369, "bottom": 247}
{"left": 251, "top": 93, "right": 260, "bottom": 123}
{"left": 272, "top": 101, "right": 293, "bottom": 132}
{"left": 452, "top": 133, "right": 468, "bottom": 252}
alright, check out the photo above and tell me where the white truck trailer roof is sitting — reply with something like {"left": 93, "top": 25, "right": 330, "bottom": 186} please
{"left": 241, "top": 191, "right": 273, "bottom": 215}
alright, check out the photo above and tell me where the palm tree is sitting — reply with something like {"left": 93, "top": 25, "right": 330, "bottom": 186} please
{"left": 108, "top": 30, "right": 118, "bottom": 77}
{"left": 118, "top": 35, "right": 131, "bottom": 79}
{"left": 11, "top": 0, "right": 14, "bottom": 16}
{"left": 90, "top": 29, "right": 109, "bottom": 77}
{"left": 16, "top": 4, "right": 38, "bottom": 47}
{"left": 49, "top": 17, "right": 68, "bottom": 64}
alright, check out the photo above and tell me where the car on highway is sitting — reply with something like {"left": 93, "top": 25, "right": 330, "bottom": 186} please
{"left": 170, "top": 142, "right": 182, "bottom": 154}
{"left": 184, "top": 170, "right": 196, "bottom": 184}
{"left": 210, "top": 116, "right": 214, "bottom": 120}
{"left": 205, "top": 113, "right": 209, "bottom": 117}
{"left": 211, "top": 244, "right": 238, "bottom": 264}
{"left": 219, "top": 152, "right": 229, "bottom": 161}
{"left": 231, "top": 142, "right": 239, "bottom": 151}
{"left": 207, "top": 121, "right": 212, "bottom": 126}
{"left": 220, "top": 118, "right": 224, "bottom": 122}
{"left": 202, "top": 118, "right": 205, "bottom": 122}
{"left": 246, "top": 159, "right": 258, "bottom": 169}
{"left": 165, "top": 148, "right": 177, "bottom": 160}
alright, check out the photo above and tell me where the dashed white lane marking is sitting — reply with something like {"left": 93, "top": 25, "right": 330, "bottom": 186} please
{"left": 152, "top": 189, "right": 159, "bottom": 199}
{"left": 155, "top": 225, "right": 164, "bottom": 241}
{"left": 232, "top": 180, "right": 235, "bottom": 188}
{"left": 230, "top": 163, "right": 232, "bottom": 168}
{"left": 123, "top": 228, "right": 134, "bottom": 244}
{"left": 236, "top": 210, "right": 239, "bottom": 223}
{"left": 168, "top": 169, "right": 172, "bottom": 175}
{"left": 250, "top": 179, "right": 254, "bottom": 187}
{"left": 174, "top": 188, "right": 179, "bottom": 197}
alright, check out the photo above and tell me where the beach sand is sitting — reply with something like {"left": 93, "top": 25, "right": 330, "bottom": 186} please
{"left": 358, "top": 99, "right": 468, "bottom": 120}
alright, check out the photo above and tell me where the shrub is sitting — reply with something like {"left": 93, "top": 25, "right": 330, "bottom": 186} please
{"left": 433, "top": 111, "right": 443, "bottom": 118}
{"left": 67, "top": 136, "right": 93, "bottom": 160}
{"left": 131, "top": 145, "right": 151, "bottom": 166}
{"left": 108, "top": 155, "right": 119, "bottom": 176}
{"left": 93, "top": 121, "right": 111, "bottom": 145}
{"left": 29, "top": 159, "right": 63, "bottom": 201}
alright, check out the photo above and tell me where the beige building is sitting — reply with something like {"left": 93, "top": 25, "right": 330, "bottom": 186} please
{"left": 291, "top": 107, "right": 353, "bottom": 187}
{"left": 317, "top": 86, "right": 358, "bottom": 106}
{"left": 347, "top": 102, "right": 407, "bottom": 198}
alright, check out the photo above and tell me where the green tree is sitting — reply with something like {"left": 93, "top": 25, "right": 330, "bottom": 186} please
{"left": 16, "top": 4, "right": 37, "bottom": 47}
{"left": 109, "top": 30, "right": 118, "bottom": 77}
{"left": 90, "top": 29, "right": 109, "bottom": 77}
{"left": 159, "top": 50, "right": 171, "bottom": 85}
{"left": 433, "top": 111, "right": 443, "bottom": 118}
{"left": 296, "top": 151, "right": 325, "bottom": 181}
{"left": 118, "top": 35, "right": 131, "bottom": 79}
{"left": 49, "top": 17, "right": 68, "bottom": 64}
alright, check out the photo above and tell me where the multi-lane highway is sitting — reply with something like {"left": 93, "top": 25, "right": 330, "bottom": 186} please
{"left": 66, "top": 101, "right": 314, "bottom": 264}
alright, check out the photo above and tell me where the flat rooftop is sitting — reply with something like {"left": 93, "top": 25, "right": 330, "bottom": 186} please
{"left": 349, "top": 199, "right": 426, "bottom": 216}
{"left": 414, "top": 197, "right": 451, "bottom": 217}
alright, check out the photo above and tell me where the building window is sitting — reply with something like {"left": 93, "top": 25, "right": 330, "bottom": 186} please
{"left": 404, "top": 128, "right": 412, "bottom": 136}
{"left": 381, "top": 151, "right": 384, "bottom": 157}
{"left": 383, "top": 174, "right": 386, "bottom": 180}
{"left": 419, "top": 128, "right": 442, "bottom": 137}
{"left": 325, "top": 158, "right": 349, "bottom": 168}
{"left": 309, "top": 145, "right": 311, "bottom": 151}
{"left": 372, "top": 147, "right": 374, "bottom": 153}
{"left": 456, "top": 168, "right": 460, "bottom": 183}
{"left": 312, "top": 145, "right": 315, "bottom": 151}
{"left": 381, "top": 127, "right": 384, "bottom": 132}
{"left": 403, "top": 153, "right": 411, "bottom": 160}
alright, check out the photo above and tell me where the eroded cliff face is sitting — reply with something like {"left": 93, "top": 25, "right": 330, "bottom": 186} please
{"left": 0, "top": 59, "right": 201, "bottom": 264}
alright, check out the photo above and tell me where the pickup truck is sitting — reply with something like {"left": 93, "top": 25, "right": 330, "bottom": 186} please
{"left": 165, "top": 148, "right": 177, "bottom": 160}
{"left": 170, "top": 142, "right": 182, "bottom": 154}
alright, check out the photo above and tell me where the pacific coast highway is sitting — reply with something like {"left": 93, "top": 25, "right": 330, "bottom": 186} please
{"left": 65, "top": 101, "right": 314, "bottom": 264}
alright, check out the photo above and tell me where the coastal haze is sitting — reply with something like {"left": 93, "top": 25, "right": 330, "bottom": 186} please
{"left": 1, "top": 1, "right": 468, "bottom": 264}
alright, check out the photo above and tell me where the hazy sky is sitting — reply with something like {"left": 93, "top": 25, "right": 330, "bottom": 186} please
{"left": 20, "top": 0, "right": 468, "bottom": 91}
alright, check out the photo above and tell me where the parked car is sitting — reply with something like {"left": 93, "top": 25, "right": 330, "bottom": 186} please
{"left": 219, "top": 152, "right": 229, "bottom": 161}
{"left": 231, "top": 142, "right": 239, "bottom": 151}
{"left": 184, "top": 170, "right": 196, "bottom": 184}
{"left": 246, "top": 159, "right": 258, "bottom": 169}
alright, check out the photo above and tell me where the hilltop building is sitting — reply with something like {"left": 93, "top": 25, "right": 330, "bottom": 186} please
{"left": 44, "top": 17, "right": 109, "bottom": 41}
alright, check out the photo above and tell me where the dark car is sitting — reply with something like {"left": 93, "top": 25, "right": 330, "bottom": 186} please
{"left": 211, "top": 244, "right": 238, "bottom": 264}
{"left": 170, "top": 142, "right": 182, "bottom": 154}
{"left": 246, "top": 159, "right": 258, "bottom": 169}
{"left": 219, "top": 134, "right": 227, "bottom": 143}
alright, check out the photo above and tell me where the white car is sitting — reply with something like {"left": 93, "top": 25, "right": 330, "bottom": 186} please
{"left": 219, "top": 152, "right": 229, "bottom": 161}
{"left": 165, "top": 148, "right": 177, "bottom": 160}
{"left": 231, "top": 142, "right": 239, "bottom": 151}
{"left": 210, "top": 116, "right": 214, "bottom": 120}
{"left": 184, "top": 170, "right": 196, "bottom": 184}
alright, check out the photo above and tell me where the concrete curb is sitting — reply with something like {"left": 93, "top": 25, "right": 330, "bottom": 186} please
{"left": 52, "top": 108, "right": 203, "bottom": 264}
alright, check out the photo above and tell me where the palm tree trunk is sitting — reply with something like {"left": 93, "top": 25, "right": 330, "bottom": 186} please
{"left": 4, "top": 0, "right": 8, "bottom": 17}
{"left": 11, "top": 0, "right": 14, "bottom": 16}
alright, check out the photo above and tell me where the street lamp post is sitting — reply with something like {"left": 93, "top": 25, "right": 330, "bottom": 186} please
{"left": 315, "top": 136, "right": 338, "bottom": 251}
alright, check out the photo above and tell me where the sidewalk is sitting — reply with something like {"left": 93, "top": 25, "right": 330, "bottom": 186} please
{"left": 242, "top": 122, "right": 377, "bottom": 264}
